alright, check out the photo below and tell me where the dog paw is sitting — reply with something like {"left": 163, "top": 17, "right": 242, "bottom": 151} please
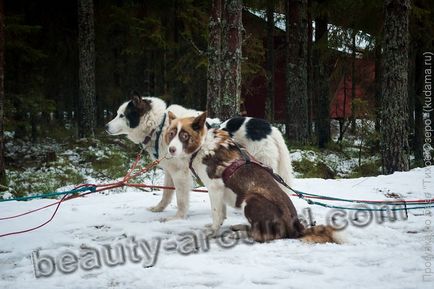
{"left": 159, "top": 215, "right": 186, "bottom": 222}
{"left": 203, "top": 224, "right": 222, "bottom": 236}
{"left": 203, "top": 227, "right": 218, "bottom": 238}
{"left": 230, "top": 224, "right": 249, "bottom": 232}
{"left": 148, "top": 205, "right": 165, "bottom": 212}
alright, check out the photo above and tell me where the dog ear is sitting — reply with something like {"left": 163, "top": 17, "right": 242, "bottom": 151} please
{"left": 192, "top": 111, "right": 207, "bottom": 131}
{"left": 131, "top": 95, "right": 141, "bottom": 107}
{"left": 130, "top": 93, "right": 151, "bottom": 116}
{"left": 168, "top": 111, "right": 177, "bottom": 123}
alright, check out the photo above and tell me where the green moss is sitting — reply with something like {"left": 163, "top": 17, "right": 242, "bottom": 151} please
{"left": 90, "top": 152, "right": 130, "bottom": 179}
{"left": 348, "top": 161, "right": 382, "bottom": 178}
{"left": 8, "top": 164, "right": 85, "bottom": 198}
{"left": 292, "top": 158, "right": 336, "bottom": 179}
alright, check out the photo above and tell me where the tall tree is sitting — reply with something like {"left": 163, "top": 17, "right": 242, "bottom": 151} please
{"left": 207, "top": 0, "right": 242, "bottom": 120}
{"left": 306, "top": 0, "right": 313, "bottom": 137}
{"left": 380, "top": 0, "right": 411, "bottom": 173}
{"left": 207, "top": 0, "right": 222, "bottom": 118}
{"left": 78, "top": 0, "right": 96, "bottom": 138}
{"left": 314, "top": 15, "right": 330, "bottom": 148}
{"left": 410, "top": 0, "right": 434, "bottom": 165}
{"left": 286, "top": 0, "right": 309, "bottom": 144}
{"left": 0, "top": 0, "right": 5, "bottom": 185}
{"left": 265, "top": 0, "right": 275, "bottom": 122}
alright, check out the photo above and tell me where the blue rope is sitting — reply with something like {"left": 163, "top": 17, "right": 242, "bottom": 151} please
{"left": 302, "top": 198, "right": 434, "bottom": 211}
{"left": 0, "top": 186, "right": 96, "bottom": 203}
{"left": 292, "top": 189, "right": 430, "bottom": 206}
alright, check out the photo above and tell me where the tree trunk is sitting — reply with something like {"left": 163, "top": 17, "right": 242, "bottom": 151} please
{"left": 350, "top": 31, "right": 356, "bottom": 132}
{"left": 0, "top": 0, "right": 5, "bottom": 185}
{"left": 374, "top": 40, "right": 382, "bottom": 132}
{"left": 380, "top": 0, "right": 410, "bottom": 174}
{"left": 314, "top": 16, "right": 330, "bottom": 148}
{"left": 286, "top": 0, "right": 309, "bottom": 144}
{"left": 207, "top": 0, "right": 242, "bottom": 120}
{"left": 265, "top": 1, "right": 275, "bottom": 122}
{"left": 306, "top": 0, "right": 313, "bottom": 138}
{"left": 413, "top": 48, "right": 424, "bottom": 164}
{"left": 207, "top": 0, "right": 222, "bottom": 118}
{"left": 78, "top": 0, "right": 96, "bottom": 138}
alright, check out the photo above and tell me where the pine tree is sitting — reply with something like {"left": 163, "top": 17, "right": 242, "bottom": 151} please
{"left": 314, "top": 16, "right": 330, "bottom": 148}
{"left": 207, "top": 0, "right": 223, "bottom": 118}
{"left": 265, "top": 0, "right": 275, "bottom": 122}
{"left": 380, "top": 0, "right": 411, "bottom": 173}
{"left": 0, "top": 0, "right": 5, "bottom": 185}
{"left": 286, "top": 0, "right": 309, "bottom": 144}
{"left": 207, "top": 0, "right": 242, "bottom": 120}
{"left": 78, "top": 0, "right": 96, "bottom": 138}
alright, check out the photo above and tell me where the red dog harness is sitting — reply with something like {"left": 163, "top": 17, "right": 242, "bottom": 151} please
{"left": 188, "top": 142, "right": 276, "bottom": 185}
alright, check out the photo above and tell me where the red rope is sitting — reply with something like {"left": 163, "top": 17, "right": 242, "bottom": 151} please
{"left": 0, "top": 153, "right": 163, "bottom": 237}
{"left": 0, "top": 194, "right": 70, "bottom": 237}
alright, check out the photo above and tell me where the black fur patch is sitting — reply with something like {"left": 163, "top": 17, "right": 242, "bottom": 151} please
{"left": 125, "top": 101, "right": 141, "bottom": 128}
{"left": 245, "top": 118, "right": 272, "bottom": 141}
{"left": 222, "top": 117, "right": 245, "bottom": 136}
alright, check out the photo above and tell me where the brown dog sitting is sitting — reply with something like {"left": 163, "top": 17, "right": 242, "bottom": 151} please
{"left": 165, "top": 111, "right": 339, "bottom": 243}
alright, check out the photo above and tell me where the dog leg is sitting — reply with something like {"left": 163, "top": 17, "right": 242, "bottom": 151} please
{"left": 148, "top": 171, "right": 174, "bottom": 212}
{"left": 160, "top": 170, "right": 192, "bottom": 221}
{"left": 207, "top": 186, "right": 225, "bottom": 235}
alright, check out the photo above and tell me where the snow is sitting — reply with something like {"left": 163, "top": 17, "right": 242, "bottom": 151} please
{"left": 290, "top": 148, "right": 374, "bottom": 177}
{"left": 246, "top": 9, "right": 372, "bottom": 54}
{"left": 0, "top": 167, "right": 433, "bottom": 289}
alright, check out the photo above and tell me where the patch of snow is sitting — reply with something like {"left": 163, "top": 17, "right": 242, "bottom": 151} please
{"left": 0, "top": 167, "right": 433, "bottom": 289}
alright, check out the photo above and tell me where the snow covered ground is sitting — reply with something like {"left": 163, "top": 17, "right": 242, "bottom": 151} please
{"left": 0, "top": 167, "right": 433, "bottom": 289}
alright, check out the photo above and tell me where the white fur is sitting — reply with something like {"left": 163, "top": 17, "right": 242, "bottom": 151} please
{"left": 106, "top": 97, "right": 195, "bottom": 220}
{"left": 106, "top": 97, "right": 167, "bottom": 144}
{"left": 106, "top": 97, "right": 294, "bottom": 221}
{"left": 220, "top": 117, "right": 294, "bottom": 186}
{"left": 189, "top": 129, "right": 236, "bottom": 232}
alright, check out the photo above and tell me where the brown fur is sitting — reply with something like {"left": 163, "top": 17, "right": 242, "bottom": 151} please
{"left": 210, "top": 153, "right": 305, "bottom": 242}
{"left": 131, "top": 95, "right": 151, "bottom": 116}
{"left": 301, "top": 225, "right": 339, "bottom": 244}
{"left": 199, "top": 130, "right": 339, "bottom": 243}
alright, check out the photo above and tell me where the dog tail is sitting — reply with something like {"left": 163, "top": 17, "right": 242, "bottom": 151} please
{"left": 271, "top": 127, "right": 294, "bottom": 186}
{"left": 300, "top": 225, "right": 341, "bottom": 244}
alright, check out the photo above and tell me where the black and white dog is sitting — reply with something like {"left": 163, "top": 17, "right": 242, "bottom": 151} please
{"left": 105, "top": 95, "right": 294, "bottom": 221}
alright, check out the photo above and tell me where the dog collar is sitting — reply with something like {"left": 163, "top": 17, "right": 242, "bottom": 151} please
{"left": 152, "top": 113, "right": 167, "bottom": 159}
{"left": 189, "top": 149, "right": 201, "bottom": 182}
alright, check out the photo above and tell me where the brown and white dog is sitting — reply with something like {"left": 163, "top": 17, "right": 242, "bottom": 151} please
{"left": 165, "top": 111, "right": 339, "bottom": 243}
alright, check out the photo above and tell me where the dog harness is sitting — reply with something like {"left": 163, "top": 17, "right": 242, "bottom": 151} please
{"left": 153, "top": 113, "right": 167, "bottom": 159}
{"left": 189, "top": 141, "right": 292, "bottom": 193}
{"left": 189, "top": 142, "right": 268, "bottom": 184}
{"left": 141, "top": 113, "right": 167, "bottom": 159}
